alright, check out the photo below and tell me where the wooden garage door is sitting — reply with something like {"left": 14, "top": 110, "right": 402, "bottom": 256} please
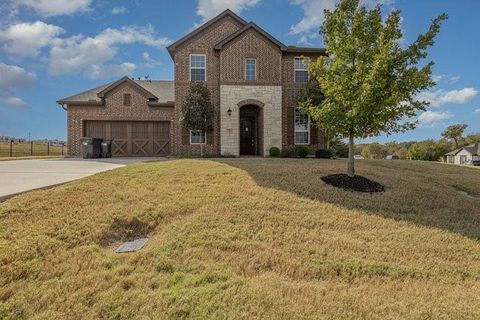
{"left": 84, "top": 121, "right": 170, "bottom": 157}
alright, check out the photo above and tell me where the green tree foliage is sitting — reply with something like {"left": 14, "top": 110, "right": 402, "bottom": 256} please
{"left": 361, "top": 143, "right": 388, "bottom": 159}
{"left": 299, "top": 0, "right": 447, "bottom": 176}
{"left": 441, "top": 124, "right": 468, "bottom": 148}
{"left": 182, "top": 82, "right": 214, "bottom": 156}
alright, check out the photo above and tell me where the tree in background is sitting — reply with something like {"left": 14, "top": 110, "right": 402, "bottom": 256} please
{"left": 408, "top": 143, "right": 425, "bottom": 160}
{"left": 182, "top": 82, "right": 214, "bottom": 157}
{"left": 441, "top": 124, "right": 468, "bottom": 148}
{"left": 361, "top": 143, "right": 388, "bottom": 159}
{"left": 299, "top": 0, "right": 447, "bottom": 177}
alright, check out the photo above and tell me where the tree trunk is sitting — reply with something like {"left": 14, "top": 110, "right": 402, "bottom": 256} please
{"left": 454, "top": 138, "right": 458, "bottom": 148}
{"left": 347, "top": 134, "right": 355, "bottom": 178}
{"left": 200, "top": 143, "right": 204, "bottom": 158}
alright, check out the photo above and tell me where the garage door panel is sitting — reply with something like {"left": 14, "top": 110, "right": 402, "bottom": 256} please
{"left": 84, "top": 121, "right": 170, "bottom": 157}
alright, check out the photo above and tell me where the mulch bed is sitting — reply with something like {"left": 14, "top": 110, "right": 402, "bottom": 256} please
{"left": 321, "top": 174, "right": 385, "bottom": 193}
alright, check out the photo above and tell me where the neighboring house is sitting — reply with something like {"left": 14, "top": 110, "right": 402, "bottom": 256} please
{"left": 57, "top": 10, "right": 327, "bottom": 157}
{"left": 445, "top": 143, "right": 480, "bottom": 165}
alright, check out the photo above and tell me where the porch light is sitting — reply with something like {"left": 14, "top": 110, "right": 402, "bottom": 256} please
{"left": 227, "top": 107, "right": 232, "bottom": 116}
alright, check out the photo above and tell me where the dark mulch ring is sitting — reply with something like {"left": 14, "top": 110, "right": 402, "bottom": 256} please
{"left": 321, "top": 174, "right": 385, "bottom": 193}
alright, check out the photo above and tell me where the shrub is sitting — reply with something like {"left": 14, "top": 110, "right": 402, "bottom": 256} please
{"left": 315, "top": 149, "right": 333, "bottom": 158}
{"left": 295, "top": 145, "right": 310, "bottom": 158}
{"left": 281, "top": 146, "right": 296, "bottom": 158}
{"left": 269, "top": 147, "right": 280, "bottom": 157}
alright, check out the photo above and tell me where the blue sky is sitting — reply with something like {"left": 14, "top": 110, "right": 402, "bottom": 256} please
{"left": 0, "top": 0, "right": 478, "bottom": 142}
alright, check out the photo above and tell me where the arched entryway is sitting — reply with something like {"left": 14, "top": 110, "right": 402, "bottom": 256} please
{"left": 239, "top": 105, "right": 263, "bottom": 156}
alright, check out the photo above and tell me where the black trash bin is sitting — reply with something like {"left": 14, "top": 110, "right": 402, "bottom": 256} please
{"left": 80, "top": 137, "right": 103, "bottom": 159}
{"left": 101, "top": 139, "right": 113, "bottom": 158}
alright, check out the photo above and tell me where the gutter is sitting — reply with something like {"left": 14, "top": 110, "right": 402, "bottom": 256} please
{"left": 148, "top": 101, "right": 175, "bottom": 107}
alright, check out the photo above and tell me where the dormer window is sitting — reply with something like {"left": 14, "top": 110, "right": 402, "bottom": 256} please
{"left": 245, "top": 58, "right": 256, "bottom": 81}
{"left": 294, "top": 57, "right": 310, "bottom": 83}
{"left": 123, "top": 93, "right": 132, "bottom": 106}
{"left": 190, "top": 54, "right": 206, "bottom": 81}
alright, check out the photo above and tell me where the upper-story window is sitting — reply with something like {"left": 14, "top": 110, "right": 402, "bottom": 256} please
{"left": 294, "top": 57, "right": 309, "bottom": 83}
{"left": 190, "top": 54, "right": 206, "bottom": 81}
{"left": 295, "top": 108, "right": 310, "bottom": 145}
{"left": 245, "top": 58, "right": 256, "bottom": 81}
{"left": 123, "top": 93, "right": 132, "bottom": 106}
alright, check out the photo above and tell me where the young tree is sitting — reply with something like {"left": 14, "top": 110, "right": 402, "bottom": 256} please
{"left": 182, "top": 82, "right": 214, "bottom": 157}
{"left": 299, "top": 0, "right": 447, "bottom": 177}
{"left": 441, "top": 124, "right": 468, "bottom": 148}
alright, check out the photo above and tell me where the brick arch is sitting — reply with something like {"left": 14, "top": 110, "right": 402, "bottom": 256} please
{"left": 237, "top": 99, "right": 264, "bottom": 108}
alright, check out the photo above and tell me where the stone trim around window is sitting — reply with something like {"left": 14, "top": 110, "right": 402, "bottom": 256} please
{"left": 190, "top": 130, "right": 207, "bottom": 144}
{"left": 190, "top": 54, "right": 206, "bottom": 81}
{"left": 245, "top": 58, "right": 256, "bottom": 81}
{"left": 294, "top": 57, "right": 309, "bottom": 83}
{"left": 294, "top": 108, "right": 310, "bottom": 145}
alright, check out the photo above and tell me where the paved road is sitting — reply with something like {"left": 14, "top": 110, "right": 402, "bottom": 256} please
{"left": 0, "top": 158, "right": 163, "bottom": 200}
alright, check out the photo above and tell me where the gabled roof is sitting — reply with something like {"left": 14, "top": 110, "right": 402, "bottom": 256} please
{"left": 464, "top": 143, "right": 480, "bottom": 155}
{"left": 97, "top": 76, "right": 157, "bottom": 99}
{"left": 57, "top": 77, "right": 174, "bottom": 105}
{"left": 214, "top": 22, "right": 287, "bottom": 51}
{"left": 445, "top": 143, "right": 480, "bottom": 156}
{"left": 167, "top": 9, "right": 248, "bottom": 58}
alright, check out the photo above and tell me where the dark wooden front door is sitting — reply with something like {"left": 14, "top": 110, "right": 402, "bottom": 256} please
{"left": 240, "top": 117, "right": 255, "bottom": 155}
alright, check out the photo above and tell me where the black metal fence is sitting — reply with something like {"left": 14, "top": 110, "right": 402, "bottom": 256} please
{"left": 0, "top": 141, "right": 67, "bottom": 158}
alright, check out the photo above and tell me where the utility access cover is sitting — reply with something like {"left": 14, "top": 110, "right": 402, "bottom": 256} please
{"left": 115, "top": 238, "right": 148, "bottom": 253}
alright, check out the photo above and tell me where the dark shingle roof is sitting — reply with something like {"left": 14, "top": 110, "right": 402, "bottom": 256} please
{"left": 57, "top": 77, "right": 174, "bottom": 105}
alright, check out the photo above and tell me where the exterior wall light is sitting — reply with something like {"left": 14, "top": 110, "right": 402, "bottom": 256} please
{"left": 227, "top": 107, "right": 232, "bottom": 116}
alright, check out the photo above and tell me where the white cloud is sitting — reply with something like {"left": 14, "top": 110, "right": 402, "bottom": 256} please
{"left": 432, "top": 74, "right": 460, "bottom": 84}
{"left": 290, "top": 0, "right": 393, "bottom": 35}
{"left": 0, "top": 62, "right": 35, "bottom": 109}
{"left": 0, "top": 62, "right": 36, "bottom": 92}
{"left": 87, "top": 63, "right": 136, "bottom": 80}
{"left": 417, "top": 110, "right": 452, "bottom": 124}
{"left": 0, "top": 96, "right": 29, "bottom": 108}
{"left": 16, "top": 0, "right": 92, "bottom": 17}
{"left": 416, "top": 88, "right": 478, "bottom": 107}
{"left": 0, "top": 21, "right": 65, "bottom": 57}
{"left": 197, "top": 0, "right": 261, "bottom": 21}
{"left": 142, "top": 51, "right": 161, "bottom": 68}
{"left": 474, "top": 108, "right": 480, "bottom": 114}
{"left": 111, "top": 6, "right": 127, "bottom": 15}
{"left": 48, "top": 25, "right": 172, "bottom": 76}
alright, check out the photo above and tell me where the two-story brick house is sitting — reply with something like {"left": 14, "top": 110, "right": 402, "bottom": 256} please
{"left": 58, "top": 9, "right": 327, "bottom": 157}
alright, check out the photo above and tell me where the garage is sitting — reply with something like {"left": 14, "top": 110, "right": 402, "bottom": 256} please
{"left": 84, "top": 121, "right": 171, "bottom": 157}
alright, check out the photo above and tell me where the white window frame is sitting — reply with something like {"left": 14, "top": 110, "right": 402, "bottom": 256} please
{"left": 294, "top": 57, "right": 310, "bottom": 83}
{"left": 245, "top": 58, "right": 256, "bottom": 81}
{"left": 189, "top": 54, "right": 206, "bottom": 81}
{"left": 294, "top": 108, "right": 310, "bottom": 145}
{"left": 190, "top": 130, "right": 206, "bottom": 145}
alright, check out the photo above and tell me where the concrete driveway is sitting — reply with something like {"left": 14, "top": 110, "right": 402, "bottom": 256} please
{"left": 0, "top": 157, "right": 163, "bottom": 200}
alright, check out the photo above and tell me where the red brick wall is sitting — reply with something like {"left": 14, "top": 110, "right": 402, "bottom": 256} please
{"left": 281, "top": 53, "right": 327, "bottom": 151}
{"left": 67, "top": 82, "right": 174, "bottom": 156}
{"left": 173, "top": 15, "right": 244, "bottom": 155}
{"left": 220, "top": 29, "right": 282, "bottom": 85}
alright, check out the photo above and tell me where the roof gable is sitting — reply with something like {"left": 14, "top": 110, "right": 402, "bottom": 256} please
{"left": 167, "top": 9, "right": 247, "bottom": 58}
{"left": 57, "top": 77, "right": 174, "bottom": 105}
{"left": 97, "top": 76, "right": 157, "bottom": 99}
{"left": 214, "top": 22, "right": 286, "bottom": 51}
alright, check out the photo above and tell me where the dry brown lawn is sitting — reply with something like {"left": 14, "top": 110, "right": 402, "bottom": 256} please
{"left": 0, "top": 158, "right": 479, "bottom": 319}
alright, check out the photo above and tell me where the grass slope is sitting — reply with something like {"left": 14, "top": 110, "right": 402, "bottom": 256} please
{"left": 1, "top": 159, "right": 480, "bottom": 319}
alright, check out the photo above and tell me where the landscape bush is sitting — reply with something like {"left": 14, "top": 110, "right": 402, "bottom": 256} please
{"left": 295, "top": 145, "right": 309, "bottom": 158}
{"left": 315, "top": 149, "right": 333, "bottom": 158}
{"left": 281, "top": 146, "right": 296, "bottom": 158}
{"left": 269, "top": 147, "right": 280, "bottom": 157}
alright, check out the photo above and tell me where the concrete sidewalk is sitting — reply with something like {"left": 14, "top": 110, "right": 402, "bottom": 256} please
{"left": 0, "top": 157, "right": 163, "bottom": 200}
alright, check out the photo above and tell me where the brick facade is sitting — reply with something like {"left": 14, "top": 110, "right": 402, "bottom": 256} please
{"left": 61, "top": 10, "right": 327, "bottom": 157}
{"left": 67, "top": 82, "right": 174, "bottom": 156}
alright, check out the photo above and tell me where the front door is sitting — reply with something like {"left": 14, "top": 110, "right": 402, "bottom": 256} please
{"left": 240, "top": 117, "right": 255, "bottom": 155}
